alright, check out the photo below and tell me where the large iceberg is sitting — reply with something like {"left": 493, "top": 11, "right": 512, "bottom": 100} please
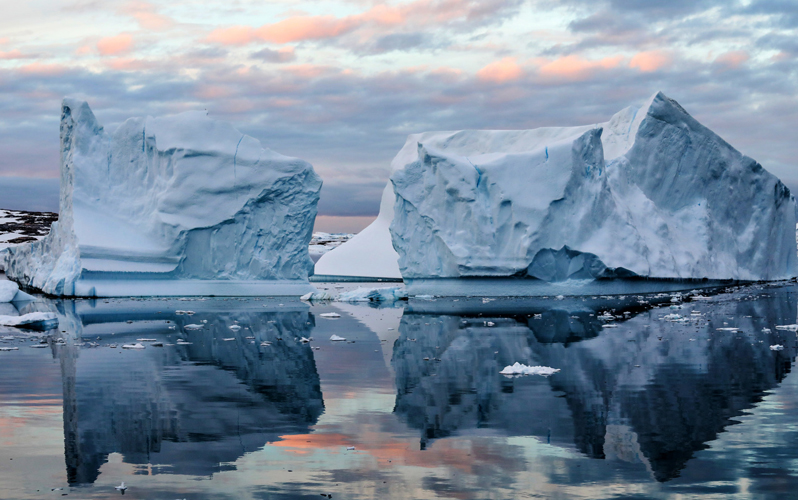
{"left": 3, "top": 99, "right": 321, "bottom": 297}
{"left": 319, "top": 92, "right": 797, "bottom": 285}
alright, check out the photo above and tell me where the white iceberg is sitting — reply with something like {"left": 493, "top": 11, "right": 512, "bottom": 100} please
{"left": 122, "top": 343, "right": 145, "bottom": 349}
{"left": 338, "top": 286, "right": 407, "bottom": 303}
{"left": 0, "top": 281, "right": 19, "bottom": 302}
{"left": 3, "top": 99, "right": 321, "bottom": 297}
{"left": 329, "top": 334, "right": 346, "bottom": 341}
{"left": 0, "top": 312, "right": 58, "bottom": 330}
{"left": 320, "top": 92, "right": 796, "bottom": 284}
{"left": 775, "top": 324, "right": 798, "bottom": 331}
{"left": 770, "top": 344, "right": 785, "bottom": 351}
{"left": 499, "top": 362, "right": 560, "bottom": 377}
{"left": 319, "top": 312, "right": 341, "bottom": 318}
{"left": 300, "top": 290, "right": 335, "bottom": 302}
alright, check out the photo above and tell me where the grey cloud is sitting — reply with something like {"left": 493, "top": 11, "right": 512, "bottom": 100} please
{"left": 744, "top": 0, "right": 798, "bottom": 27}
{"left": 0, "top": 177, "right": 59, "bottom": 212}
{"left": 250, "top": 47, "right": 296, "bottom": 63}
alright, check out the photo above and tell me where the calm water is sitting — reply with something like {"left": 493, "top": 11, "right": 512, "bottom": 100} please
{"left": 1, "top": 283, "right": 798, "bottom": 499}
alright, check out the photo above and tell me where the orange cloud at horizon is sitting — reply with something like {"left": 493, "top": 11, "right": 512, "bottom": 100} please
{"left": 477, "top": 57, "right": 523, "bottom": 83}
{"left": 629, "top": 51, "right": 671, "bottom": 72}
{"left": 97, "top": 34, "right": 134, "bottom": 56}
{"left": 538, "top": 54, "right": 623, "bottom": 80}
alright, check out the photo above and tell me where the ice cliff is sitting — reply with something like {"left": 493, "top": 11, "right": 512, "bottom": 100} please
{"left": 321, "top": 91, "right": 796, "bottom": 282}
{"left": 3, "top": 99, "right": 321, "bottom": 296}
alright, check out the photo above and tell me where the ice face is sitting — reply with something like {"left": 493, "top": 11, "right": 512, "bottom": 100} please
{"left": 324, "top": 91, "right": 796, "bottom": 282}
{"left": 3, "top": 99, "right": 321, "bottom": 297}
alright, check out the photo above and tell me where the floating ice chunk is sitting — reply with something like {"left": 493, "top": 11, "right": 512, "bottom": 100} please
{"left": 136, "top": 338, "right": 156, "bottom": 341}
{"left": 176, "top": 311, "right": 195, "bottom": 315}
{"left": 300, "top": 337, "right": 310, "bottom": 343}
{"left": 0, "top": 312, "right": 58, "bottom": 330}
{"left": 662, "top": 314, "right": 689, "bottom": 323}
{"left": 176, "top": 340, "right": 192, "bottom": 345}
{"left": 346, "top": 446, "right": 356, "bottom": 451}
{"left": 300, "top": 290, "right": 335, "bottom": 302}
{"left": 0, "top": 347, "right": 19, "bottom": 351}
{"left": 122, "top": 343, "right": 145, "bottom": 349}
{"left": 229, "top": 325, "right": 241, "bottom": 331}
{"left": 184, "top": 324, "right": 204, "bottom": 330}
{"left": 775, "top": 324, "right": 798, "bottom": 331}
{"left": 1, "top": 335, "right": 14, "bottom": 340}
{"left": 500, "top": 362, "right": 560, "bottom": 377}
{"left": 329, "top": 334, "right": 346, "bottom": 341}
{"left": 338, "top": 286, "right": 407, "bottom": 303}
{"left": 223, "top": 338, "right": 235, "bottom": 341}
{"left": 762, "top": 328, "right": 772, "bottom": 333}
{"left": 770, "top": 344, "right": 785, "bottom": 351}
{"left": 115, "top": 482, "right": 127, "bottom": 492}
{"left": 319, "top": 312, "right": 341, "bottom": 318}
{"left": 716, "top": 327, "right": 741, "bottom": 331}
{"left": 0, "top": 281, "right": 19, "bottom": 302}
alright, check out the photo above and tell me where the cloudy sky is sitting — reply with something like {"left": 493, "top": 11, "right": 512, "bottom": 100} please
{"left": 1, "top": 0, "right": 797, "bottom": 231}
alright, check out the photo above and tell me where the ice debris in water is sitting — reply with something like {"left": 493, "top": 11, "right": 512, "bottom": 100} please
{"left": 775, "top": 324, "right": 798, "bottom": 331}
{"left": 329, "top": 334, "right": 346, "bottom": 341}
{"left": 319, "top": 312, "right": 341, "bottom": 319}
{"left": 338, "top": 286, "right": 407, "bottom": 303}
{"left": 184, "top": 324, "right": 204, "bottom": 330}
{"left": 228, "top": 325, "right": 241, "bottom": 331}
{"left": 770, "top": 344, "right": 785, "bottom": 351}
{"left": 500, "top": 362, "right": 560, "bottom": 377}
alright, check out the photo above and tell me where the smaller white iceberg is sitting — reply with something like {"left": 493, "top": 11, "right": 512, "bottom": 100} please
{"left": 0, "top": 347, "right": 19, "bottom": 351}
{"left": 0, "top": 312, "right": 58, "bottom": 330}
{"left": 319, "top": 312, "right": 341, "bottom": 318}
{"left": 122, "top": 343, "right": 145, "bottom": 349}
{"left": 339, "top": 287, "right": 407, "bottom": 303}
{"left": 329, "top": 334, "right": 346, "bottom": 341}
{"left": 0, "top": 281, "right": 19, "bottom": 302}
{"left": 184, "top": 324, "right": 204, "bottom": 330}
{"left": 499, "top": 362, "right": 560, "bottom": 377}
{"left": 770, "top": 344, "right": 785, "bottom": 351}
{"left": 775, "top": 324, "right": 798, "bottom": 331}
{"left": 300, "top": 290, "right": 335, "bottom": 301}
{"left": 229, "top": 325, "right": 241, "bottom": 331}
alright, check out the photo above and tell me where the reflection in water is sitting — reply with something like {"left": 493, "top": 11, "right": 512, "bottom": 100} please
{"left": 50, "top": 299, "right": 323, "bottom": 484}
{"left": 393, "top": 287, "right": 798, "bottom": 481}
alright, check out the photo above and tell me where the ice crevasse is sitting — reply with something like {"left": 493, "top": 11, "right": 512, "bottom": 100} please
{"left": 3, "top": 99, "right": 322, "bottom": 297}
{"left": 317, "top": 91, "right": 797, "bottom": 283}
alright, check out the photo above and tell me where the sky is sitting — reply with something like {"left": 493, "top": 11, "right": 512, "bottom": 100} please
{"left": 1, "top": 0, "right": 797, "bottom": 232}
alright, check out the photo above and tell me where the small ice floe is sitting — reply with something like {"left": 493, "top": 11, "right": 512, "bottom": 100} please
{"left": 716, "top": 327, "right": 741, "bottom": 331}
{"left": 597, "top": 313, "right": 614, "bottom": 321}
{"left": 414, "top": 294, "right": 434, "bottom": 300}
{"left": 532, "top": 314, "right": 542, "bottom": 319}
{"left": 29, "top": 344, "right": 48, "bottom": 348}
{"left": 1, "top": 335, "right": 14, "bottom": 340}
{"left": 486, "top": 321, "right": 495, "bottom": 327}
{"left": 0, "top": 312, "right": 59, "bottom": 330}
{"left": 330, "top": 334, "right": 346, "bottom": 341}
{"left": 175, "top": 310, "right": 195, "bottom": 315}
{"left": 602, "top": 324, "right": 619, "bottom": 328}
{"left": 762, "top": 328, "right": 772, "bottom": 333}
{"left": 300, "top": 337, "right": 310, "bottom": 343}
{"left": 555, "top": 295, "right": 565, "bottom": 300}
{"left": 500, "top": 362, "right": 560, "bottom": 377}
{"left": 319, "top": 312, "right": 341, "bottom": 319}
{"left": 184, "top": 324, "right": 204, "bottom": 330}
{"left": 770, "top": 344, "right": 785, "bottom": 351}
{"left": 691, "top": 295, "right": 712, "bottom": 301}
{"left": 346, "top": 446, "right": 356, "bottom": 451}
{"left": 136, "top": 338, "right": 156, "bottom": 342}
{"left": 662, "top": 314, "right": 689, "bottom": 323}
{"left": 122, "top": 343, "right": 145, "bottom": 349}
{"left": 775, "top": 324, "right": 798, "bottom": 331}
{"left": 228, "top": 325, "right": 241, "bottom": 331}
{"left": 115, "top": 481, "right": 127, "bottom": 492}
{"left": 260, "top": 341, "right": 271, "bottom": 346}
{"left": 339, "top": 287, "right": 407, "bottom": 303}
{"left": 0, "top": 347, "right": 19, "bottom": 351}
{"left": 223, "top": 338, "right": 235, "bottom": 341}
{"left": 176, "top": 340, "right": 192, "bottom": 345}
{"left": 300, "top": 291, "right": 335, "bottom": 302}
{"left": 482, "top": 298, "right": 495, "bottom": 304}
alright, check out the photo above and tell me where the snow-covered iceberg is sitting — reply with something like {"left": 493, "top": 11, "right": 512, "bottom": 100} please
{"left": 321, "top": 91, "right": 797, "bottom": 284}
{"left": 3, "top": 99, "right": 322, "bottom": 297}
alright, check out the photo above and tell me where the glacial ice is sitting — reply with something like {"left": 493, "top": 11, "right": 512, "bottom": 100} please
{"left": 0, "top": 312, "right": 58, "bottom": 329}
{"left": 3, "top": 99, "right": 321, "bottom": 297}
{"left": 0, "top": 281, "right": 19, "bottom": 302}
{"left": 338, "top": 286, "right": 408, "bottom": 303}
{"left": 321, "top": 92, "right": 797, "bottom": 285}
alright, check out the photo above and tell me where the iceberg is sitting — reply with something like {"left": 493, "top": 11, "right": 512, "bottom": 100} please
{"left": 320, "top": 92, "right": 797, "bottom": 286}
{"left": 338, "top": 286, "right": 407, "bottom": 303}
{"left": 3, "top": 99, "right": 321, "bottom": 297}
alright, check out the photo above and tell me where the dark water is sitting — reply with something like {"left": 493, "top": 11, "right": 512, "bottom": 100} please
{"left": 1, "top": 283, "right": 797, "bottom": 499}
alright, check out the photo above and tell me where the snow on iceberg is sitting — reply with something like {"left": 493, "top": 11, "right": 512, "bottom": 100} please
{"left": 499, "top": 363, "right": 560, "bottom": 377}
{"left": 3, "top": 99, "right": 321, "bottom": 297}
{"left": 0, "top": 312, "right": 58, "bottom": 330}
{"left": 0, "top": 281, "right": 19, "bottom": 302}
{"left": 321, "top": 92, "right": 797, "bottom": 284}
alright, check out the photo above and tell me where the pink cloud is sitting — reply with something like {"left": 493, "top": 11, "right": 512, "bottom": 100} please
{"left": 104, "top": 57, "right": 150, "bottom": 71}
{"left": 629, "top": 51, "right": 671, "bottom": 72}
{"left": 97, "top": 34, "right": 134, "bottom": 56}
{"left": 207, "top": 26, "right": 256, "bottom": 45}
{"left": 0, "top": 49, "right": 25, "bottom": 60}
{"left": 538, "top": 55, "right": 623, "bottom": 80}
{"left": 714, "top": 50, "right": 749, "bottom": 69}
{"left": 255, "top": 16, "right": 359, "bottom": 44}
{"left": 476, "top": 57, "right": 523, "bottom": 83}
{"left": 121, "top": 1, "right": 174, "bottom": 30}
{"left": 19, "top": 62, "right": 67, "bottom": 76}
